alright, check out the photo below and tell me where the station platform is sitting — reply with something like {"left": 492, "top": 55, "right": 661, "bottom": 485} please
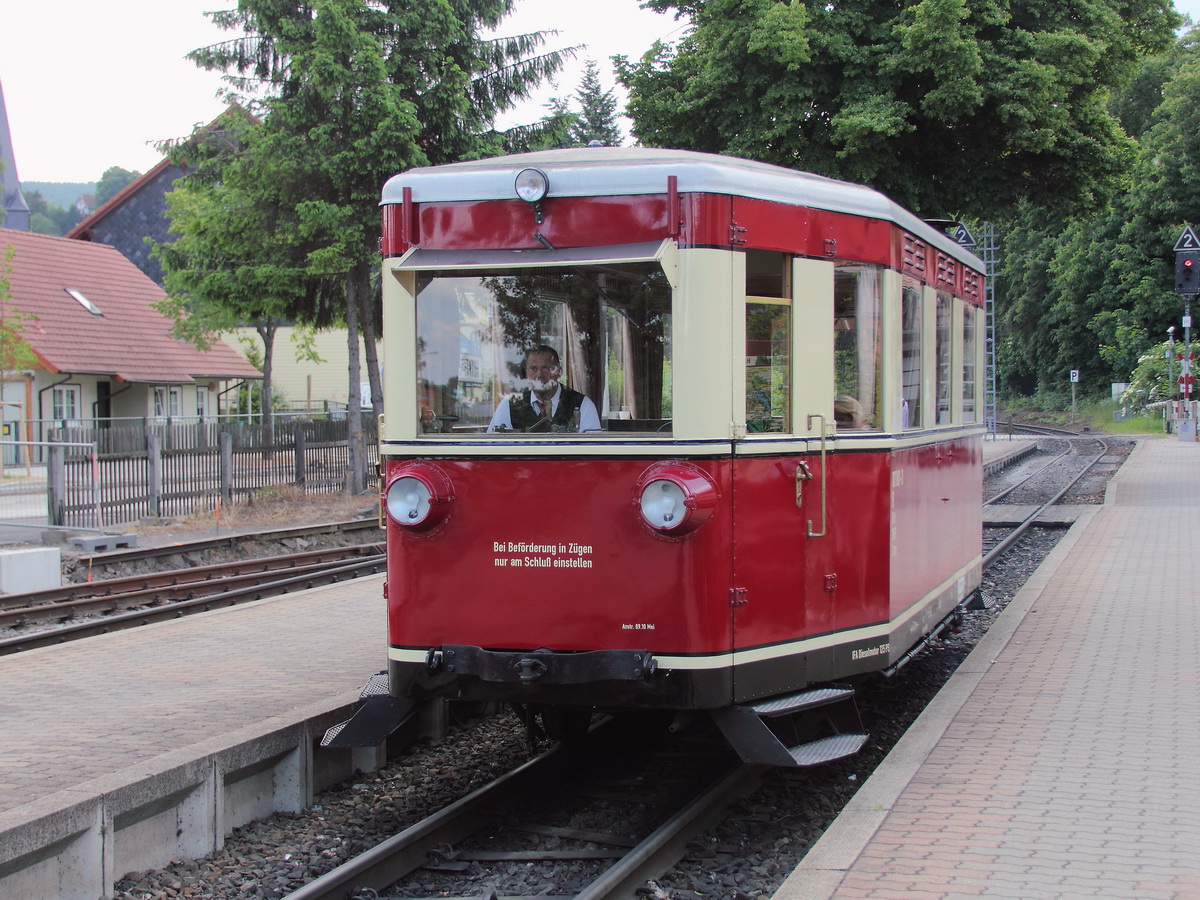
{"left": 979, "top": 434, "right": 1038, "bottom": 475}
{"left": 776, "top": 435, "right": 1200, "bottom": 900}
{"left": 0, "top": 575, "right": 387, "bottom": 899}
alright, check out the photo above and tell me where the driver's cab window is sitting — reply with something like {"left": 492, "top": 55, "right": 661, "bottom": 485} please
{"left": 745, "top": 250, "right": 791, "bottom": 433}
{"left": 415, "top": 263, "right": 672, "bottom": 435}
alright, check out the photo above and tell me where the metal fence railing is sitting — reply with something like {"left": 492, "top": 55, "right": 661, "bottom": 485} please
{"left": 0, "top": 414, "right": 379, "bottom": 530}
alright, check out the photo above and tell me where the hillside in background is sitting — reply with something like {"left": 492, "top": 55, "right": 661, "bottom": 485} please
{"left": 22, "top": 181, "right": 94, "bottom": 209}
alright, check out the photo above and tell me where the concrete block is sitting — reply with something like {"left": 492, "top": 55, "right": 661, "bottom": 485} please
{"left": 0, "top": 546, "right": 61, "bottom": 594}
{"left": 69, "top": 534, "right": 137, "bottom": 553}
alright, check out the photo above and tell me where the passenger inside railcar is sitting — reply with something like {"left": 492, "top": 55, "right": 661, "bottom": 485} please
{"left": 834, "top": 395, "right": 867, "bottom": 429}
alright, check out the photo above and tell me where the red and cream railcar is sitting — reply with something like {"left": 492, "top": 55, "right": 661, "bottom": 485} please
{"left": 342, "top": 148, "right": 984, "bottom": 766}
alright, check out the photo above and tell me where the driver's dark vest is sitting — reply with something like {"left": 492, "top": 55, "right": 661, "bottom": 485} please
{"left": 509, "top": 387, "right": 586, "bottom": 431}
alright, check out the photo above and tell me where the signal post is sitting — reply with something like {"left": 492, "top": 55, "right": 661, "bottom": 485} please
{"left": 1174, "top": 226, "right": 1199, "bottom": 440}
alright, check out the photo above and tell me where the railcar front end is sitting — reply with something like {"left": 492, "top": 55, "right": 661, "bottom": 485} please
{"left": 328, "top": 148, "right": 986, "bottom": 767}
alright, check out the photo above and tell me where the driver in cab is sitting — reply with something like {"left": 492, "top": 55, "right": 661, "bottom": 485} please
{"left": 488, "top": 345, "right": 601, "bottom": 433}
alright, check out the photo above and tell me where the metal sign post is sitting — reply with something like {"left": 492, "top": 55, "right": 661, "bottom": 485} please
{"left": 1173, "top": 226, "right": 1200, "bottom": 440}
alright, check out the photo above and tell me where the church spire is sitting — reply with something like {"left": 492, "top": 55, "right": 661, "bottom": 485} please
{"left": 0, "top": 77, "right": 31, "bottom": 231}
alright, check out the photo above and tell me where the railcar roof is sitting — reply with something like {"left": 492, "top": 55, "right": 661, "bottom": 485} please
{"left": 381, "top": 148, "right": 983, "bottom": 271}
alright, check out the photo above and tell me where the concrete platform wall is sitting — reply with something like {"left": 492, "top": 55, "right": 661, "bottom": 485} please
{"left": 0, "top": 697, "right": 398, "bottom": 900}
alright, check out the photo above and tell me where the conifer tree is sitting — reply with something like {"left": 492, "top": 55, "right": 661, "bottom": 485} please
{"left": 164, "top": 1, "right": 569, "bottom": 490}
{"left": 569, "top": 60, "right": 622, "bottom": 147}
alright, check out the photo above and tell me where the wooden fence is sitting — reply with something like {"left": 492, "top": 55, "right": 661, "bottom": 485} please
{"left": 45, "top": 417, "right": 379, "bottom": 528}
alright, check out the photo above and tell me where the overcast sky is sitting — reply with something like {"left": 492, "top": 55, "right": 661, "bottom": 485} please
{"left": 2, "top": 0, "right": 1197, "bottom": 185}
{"left": 1, "top": 0, "right": 682, "bottom": 184}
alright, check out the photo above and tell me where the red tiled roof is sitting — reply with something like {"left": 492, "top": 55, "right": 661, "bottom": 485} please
{"left": 0, "top": 227, "right": 261, "bottom": 383}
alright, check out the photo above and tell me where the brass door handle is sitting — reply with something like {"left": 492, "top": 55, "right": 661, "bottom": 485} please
{"left": 795, "top": 460, "right": 812, "bottom": 507}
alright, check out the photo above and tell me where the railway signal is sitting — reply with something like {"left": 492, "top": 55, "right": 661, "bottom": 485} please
{"left": 1176, "top": 250, "right": 1200, "bottom": 294}
{"left": 1173, "top": 227, "right": 1199, "bottom": 441}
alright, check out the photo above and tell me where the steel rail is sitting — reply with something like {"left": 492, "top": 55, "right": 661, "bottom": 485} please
{"left": 574, "top": 763, "right": 765, "bottom": 900}
{"left": 279, "top": 739, "right": 758, "bottom": 900}
{"left": 73, "top": 517, "right": 380, "bottom": 568}
{"left": 984, "top": 443, "right": 1070, "bottom": 505}
{"left": 983, "top": 437, "right": 1109, "bottom": 569}
{"left": 0, "top": 555, "right": 384, "bottom": 655}
{"left": 0, "top": 543, "right": 385, "bottom": 614}
{"left": 280, "top": 744, "right": 568, "bottom": 900}
{"left": 0, "top": 545, "right": 385, "bottom": 628}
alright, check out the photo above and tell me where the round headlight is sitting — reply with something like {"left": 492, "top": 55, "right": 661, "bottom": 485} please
{"left": 635, "top": 463, "right": 720, "bottom": 538}
{"left": 514, "top": 167, "right": 549, "bottom": 203}
{"left": 387, "top": 476, "right": 432, "bottom": 525}
{"left": 385, "top": 464, "right": 454, "bottom": 534}
{"left": 640, "top": 479, "right": 688, "bottom": 528}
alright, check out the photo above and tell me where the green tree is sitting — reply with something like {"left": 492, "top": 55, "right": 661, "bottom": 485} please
{"left": 153, "top": 110, "right": 314, "bottom": 440}
{"left": 94, "top": 166, "right": 140, "bottom": 207}
{"left": 508, "top": 95, "right": 578, "bottom": 151}
{"left": 0, "top": 243, "right": 39, "bottom": 375}
{"left": 569, "top": 60, "right": 622, "bottom": 146}
{"left": 181, "top": 0, "right": 569, "bottom": 490}
{"left": 23, "top": 190, "right": 82, "bottom": 236}
{"left": 618, "top": 0, "right": 1180, "bottom": 220}
{"left": 995, "top": 31, "right": 1200, "bottom": 399}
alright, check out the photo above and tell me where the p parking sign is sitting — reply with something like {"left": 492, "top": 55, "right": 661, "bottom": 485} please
{"left": 1070, "top": 370, "right": 1080, "bottom": 383}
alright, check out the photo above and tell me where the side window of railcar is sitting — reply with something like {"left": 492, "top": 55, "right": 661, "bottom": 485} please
{"left": 414, "top": 263, "right": 673, "bottom": 436}
{"left": 745, "top": 250, "right": 791, "bottom": 433}
{"left": 833, "top": 263, "right": 882, "bottom": 430}
{"left": 962, "top": 302, "right": 978, "bottom": 423}
{"left": 901, "top": 278, "right": 923, "bottom": 430}
{"left": 935, "top": 291, "right": 953, "bottom": 424}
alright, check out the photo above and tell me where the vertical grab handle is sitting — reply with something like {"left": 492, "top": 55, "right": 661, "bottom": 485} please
{"left": 806, "top": 413, "right": 828, "bottom": 538}
{"left": 377, "top": 414, "right": 387, "bottom": 529}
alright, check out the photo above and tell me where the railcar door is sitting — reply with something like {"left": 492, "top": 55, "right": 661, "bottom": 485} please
{"left": 730, "top": 255, "right": 838, "bottom": 702}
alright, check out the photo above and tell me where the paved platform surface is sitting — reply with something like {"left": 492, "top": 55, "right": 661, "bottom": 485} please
{"left": 0, "top": 575, "right": 384, "bottom": 818}
{"left": 776, "top": 435, "right": 1200, "bottom": 900}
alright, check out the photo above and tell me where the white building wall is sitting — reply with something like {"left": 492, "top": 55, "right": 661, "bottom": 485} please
{"left": 224, "top": 327, "right": 379, "bottom": 410}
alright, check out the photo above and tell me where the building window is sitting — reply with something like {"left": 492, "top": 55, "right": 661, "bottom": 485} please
{"left": 64, "top": 288, "right": 103, "bottom": 316}
{"left": 196, "top": 386, "right": 211, "bottom": 420}
{"left": 52, "top": 385, "right": 80, "bottom": 423}
{"left": 154, "top": 386, "right": 183, "bottom": 419}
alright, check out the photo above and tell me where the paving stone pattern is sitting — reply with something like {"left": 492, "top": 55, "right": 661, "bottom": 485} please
{"left": 776, "top": 438, "right": 1200, "bottom": 900}
{"left": 0, "top": 578, "right": 383, "bottom": 816}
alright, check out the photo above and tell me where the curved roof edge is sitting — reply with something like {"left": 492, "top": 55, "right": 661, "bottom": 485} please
{"left": 381, "top": 148, "right": 983, "bottom": 270}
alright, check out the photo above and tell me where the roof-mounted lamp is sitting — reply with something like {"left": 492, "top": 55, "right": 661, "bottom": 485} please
{"left": 514, "top": 167, "right": 549, "bottom": 224}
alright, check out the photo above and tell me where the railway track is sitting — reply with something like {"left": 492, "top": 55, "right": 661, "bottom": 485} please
{"left": 286, "top": 720, "right": 758, "bottom": 900}
{"left": 981, "top": 434, "right": 1111, "bottom": 567}
{"left": 0, "top": 519, "right": 383, "bottom": 655}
